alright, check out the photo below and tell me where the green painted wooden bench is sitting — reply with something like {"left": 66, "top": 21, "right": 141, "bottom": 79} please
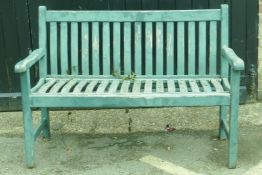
{"left": 15, "top": 5, "right": 244, "bottom": 168}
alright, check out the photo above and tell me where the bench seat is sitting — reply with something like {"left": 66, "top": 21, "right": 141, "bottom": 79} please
{"left": 30, "top": 77, "right": 230, "bottom": 108}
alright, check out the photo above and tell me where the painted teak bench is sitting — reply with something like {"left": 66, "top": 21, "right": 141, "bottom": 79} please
{"left": 15, "top": 5, "right": 244, "bottom": 168}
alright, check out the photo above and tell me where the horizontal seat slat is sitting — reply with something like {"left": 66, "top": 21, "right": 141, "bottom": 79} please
{"left": 108, "top": 80, "right": 120, "bottom": 93}
{"left": 31, "top": 78, "right": 45, "bottom": 93}
{"left": 178, "top": 80, "right": 187, "bottom": 93}
{"left": 156, "top": 80, "right": 164, "bottom": 93}
{"left": 211, "top": 79, "right": 224, "bottom": 92}
{"left": 49, "top": 79, "right": 68, "bottom": 93}
{"left": 222, "top": 78, "right": 230, "bottom": 91}
{"left": 144, "top": 80, "right": 152, "bottom": 93}
{"left": 61, "top": 80, "right": 78, "bottom": 93}
{"left": 38, "top": 79, "right": 57, "bottom": 93}
{"left": 189, "top": 80, "right": 200, "bottom": 93}
{"left": 200, "top": 80, "right": 212, "bottom": 92}
{"left": 167, "top": 80, "right": 175, "bottom": 93}
{"left": 73, "top": 80, "right": 88, "bottom": 93}
{"left": 132, "top": 80, "right": 141, "bottom": 93}
{"left": 120, "top": 81, "right": 130, "bottom": 93}
{"left": 96, "top": 80, "right": 110, "bottom": 93}
{"left": 85, "top": 80, "right": 98, "bottom": 93}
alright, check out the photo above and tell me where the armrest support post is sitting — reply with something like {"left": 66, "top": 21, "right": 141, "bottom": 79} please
{"left": 20, "top": 70, "right": 31, "bottom": 98}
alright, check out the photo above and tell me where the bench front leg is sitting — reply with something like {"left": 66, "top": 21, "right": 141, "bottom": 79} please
{"left": 20, "top": 71, "right": 35, "bottom": 168}
{"left": 228, "top": 70, "right": 241, "bottom": 169}
{"left": 221, "top": 46, "right": 244, "bottom": 168}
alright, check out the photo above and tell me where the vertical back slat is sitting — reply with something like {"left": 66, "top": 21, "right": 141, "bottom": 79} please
{"left": 50, "top": 22, "right": 58, "bottom": 74}
{"left": 92, "top": 22, "right": 100, "bottom": 75}
{"left": 188, "top": 22, "right": 196, "bottom": 75}
{"left": 166, "top": 22, "right": 174, "bottom": 75}
{"left": 145, "top": 22, "right": 153, "bottom": 75}
{"left": 71, "top": 22, "right": 78, "bottom": 75}
{"left": 39, "top": 6, "right": 47, "bottom": 77}
{"left": 209, "top": 21, "right": 217, "bottom": 75}
{"left": 135, "top": 22, "right": 142, "bottom": 75}
{"left": 221, "top": 5, "right": 229, "bottom": 77}
{"left": 81, "top": 22, "right": 89, "bottom": 75}
{"left": 113, "top": 23, "right": 121, "bottom": 74}
{"left": 103, "top": 22, "right": 110, "bottom": 74}
{"left": 60, "top": 22, "right": 68, "bottom": 74}
{"left": 177, "top": 22, "right": 185, "bottom": 75}
{"left": 198, "top": 21, "right": 206, "bottom": 75}
{"left": 156, "top": 22, "right": 163, "bottom": 75}
{"left": 124, "top": 22, "right": 131, "bottom": 74}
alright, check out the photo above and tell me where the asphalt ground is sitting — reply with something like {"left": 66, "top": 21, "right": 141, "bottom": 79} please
{"left": 0, "top": 103, "right": 261, "bottom": 175}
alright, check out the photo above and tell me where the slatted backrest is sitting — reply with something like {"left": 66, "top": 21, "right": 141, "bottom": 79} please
{"left": 38, "top": 5, "right": 229, "bottom": 77}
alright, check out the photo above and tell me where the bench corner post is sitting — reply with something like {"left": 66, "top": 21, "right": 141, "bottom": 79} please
{"left": 20, "top": 71, "right": 35, "bottom": 168}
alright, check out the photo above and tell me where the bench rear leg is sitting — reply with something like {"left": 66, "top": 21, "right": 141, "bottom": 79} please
{"left": 41, "top": 108, "right": 50, "bottom": 139}
{"left": 219, "top": 106, "right": 228, "bottom": 140}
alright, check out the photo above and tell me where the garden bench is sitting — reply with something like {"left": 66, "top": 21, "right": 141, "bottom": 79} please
{"left": 15, "top": 5, "right": 244, "bottom": 168}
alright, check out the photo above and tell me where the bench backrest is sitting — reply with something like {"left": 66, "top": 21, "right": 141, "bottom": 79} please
{"left": 38, "top": 5, "right": 229, "bottom": 77}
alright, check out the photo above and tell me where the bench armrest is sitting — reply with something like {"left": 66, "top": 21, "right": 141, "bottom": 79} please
{"left": 15, "top": 48, "right": 45, "bottom": 73}
{"left": 222, "top": 47, "right": 244, "bottom": 71}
